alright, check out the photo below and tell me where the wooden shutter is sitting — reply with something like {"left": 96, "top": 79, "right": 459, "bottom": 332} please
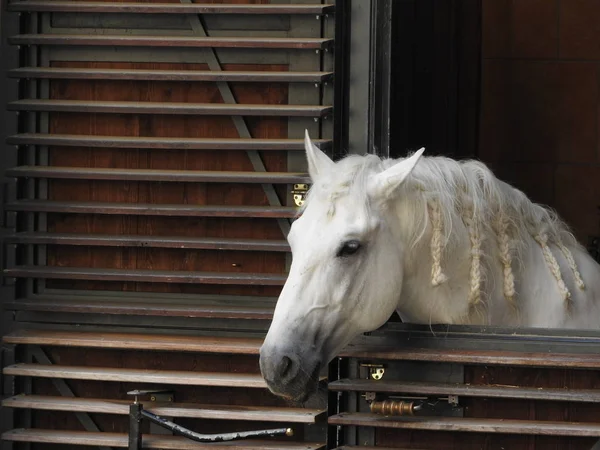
{"left": 1, "top": 1, "right": 336, "bottom": 448}
{"left": 328, "top": 325, "right": 600, "bottom": 450}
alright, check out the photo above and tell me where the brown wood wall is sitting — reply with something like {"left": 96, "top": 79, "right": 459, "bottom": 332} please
{"left": 46, "top": 61, "right": 288, "bottom": 297}
{"left": 479, "top": 0, "right": 600, "bottom": 247}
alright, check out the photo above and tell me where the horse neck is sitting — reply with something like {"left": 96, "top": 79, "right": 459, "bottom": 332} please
{"left": 385, "top": 194, "right": 479, "bottom": 325}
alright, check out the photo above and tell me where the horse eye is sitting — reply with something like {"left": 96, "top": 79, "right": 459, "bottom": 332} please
{"left": 337, "top": 240, "right": 362, "bottom": 258}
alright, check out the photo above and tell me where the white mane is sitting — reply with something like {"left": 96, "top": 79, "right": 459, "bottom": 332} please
{"left": 301, "top": 152, "right": 586, "bottom": 317}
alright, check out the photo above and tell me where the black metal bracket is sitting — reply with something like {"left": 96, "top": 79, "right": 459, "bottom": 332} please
{"left": 126, "top": 391, "right": 294, "bottom": 450}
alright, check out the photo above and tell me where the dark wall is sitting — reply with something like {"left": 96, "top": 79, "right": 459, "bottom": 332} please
{"left": 389, "top": 0, "right": 482, "bottom": 160}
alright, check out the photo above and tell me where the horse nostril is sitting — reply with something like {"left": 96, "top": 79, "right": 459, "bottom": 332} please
{"left": 278, "top": 356, "right": 293, "bottom": 379}
{"left": 275, "top": 355, "right": 301, "bottom": 383}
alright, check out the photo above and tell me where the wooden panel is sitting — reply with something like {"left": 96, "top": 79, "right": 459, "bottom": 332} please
{"left": 7, "top": 232, "right": 290, "bottom": 251}
{"left": 339, "top": 345, "right": 600, "bottom": 369}
{"left": 7, "top": 166, "right": 309, "bottom": 183}
{"left": 9, "top": 34, "right": 333, "bottom": 49}
{"left": 328, "top": 378, "right": 600, "bottom": 403}
{"left": 3, "top": 329, "right": 264, "bottom": 354}
{"left": 8, "top": 2, "right": 336, "bottom": 15}
{"left": 9, "top": 67, "right": 334, "bottom": 83}
{"left": 7, "top": 200, "right": 297, "bottom": 217}
{"left": 329, "top": 413, "right": 600, "bottom": 436}
{"left": 3, "top": 293, "right": 276, "bottom": 319}
{"left": 5, "top": 266, "right": 288, "bottom": 285}
{"left": 4, "top": 363, "right": 269, "bottom": 387}
{"left": 9, "top": 99, "right": 332, "bottom": 117}
{"left": 3, "top": 395, "right": 325, "bottom": 423}
{"left": 8, "top": 133, "right": 331, "bottom": 149}
{"left": 2, "top": 429, "right": 326, "bottom": 449}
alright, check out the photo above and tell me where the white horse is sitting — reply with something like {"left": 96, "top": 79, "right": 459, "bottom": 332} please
{"left": 259, "top": 130, "right": 600, "bottom": 401}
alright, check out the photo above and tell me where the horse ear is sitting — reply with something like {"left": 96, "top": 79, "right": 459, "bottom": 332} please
{"left": 305, "top": 129, "right": 334, "bottom": 181}
{"left": 370, "top": 148, "right": 425, "bottom": 199}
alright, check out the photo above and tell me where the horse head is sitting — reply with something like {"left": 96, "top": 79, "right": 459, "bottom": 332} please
{"left": 259, "top": 131, "right": 424, "bottom": 401}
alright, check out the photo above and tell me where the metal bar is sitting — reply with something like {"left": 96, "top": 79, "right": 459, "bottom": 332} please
{"left": 128, "top": 403, "right": 142, "bottom": 450}
{"left": 182, "top": 4, "right": 291, "bottom": 237}
{"left": 7, "top": 133, "right": 332, "bottom": 150}
{"left": 9, "top": 34, "right": 334, "bottom": 49}
{"left": 8, "top": 2, "right": 336, "bottom": 15}
{"left": 332, "top": 0, "right": 349, "bottom": 159}
{"left": 29, "top": 347, "right": 110, "bottom": 450}
{"left": 5, "top": 200, "right": 297, "bottom": 218}
{"left": 140, "top": 409, "right": 292, "bottom": 442}
{"left": 6, "top": 166, "right": 309, "bottom": 184}
{"left": 9, "top": 99, "right": 333, "bottom": 117}
{"left": 9, "top": 67, "right": 334, "bottom": 83}
{"left": 5, "top": 266, "right": 288, "bottom": 285}
{"left": 368, "top": 0, "right": 393, "bottom": 158}
{"left": 6, "top": 232, "right": 290, "bottom": 251}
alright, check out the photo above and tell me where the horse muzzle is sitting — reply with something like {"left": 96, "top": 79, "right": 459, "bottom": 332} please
{"left": 259, "top": 344, "right": 321, "bottom": 402}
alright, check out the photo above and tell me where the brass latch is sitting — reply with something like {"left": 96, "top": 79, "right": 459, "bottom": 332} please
{"left": 360, "top": 363, "right": 385, "bottom": 380}
{"left": 291, "top": 183, "right": 309, "bottom": 207}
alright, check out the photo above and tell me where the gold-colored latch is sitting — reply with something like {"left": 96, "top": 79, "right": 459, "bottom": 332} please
{"left": 360, "top": 363, "right": 385, "bottom": 380}
{"left": 291, "top": 183, "right": 309, "bottom": 207}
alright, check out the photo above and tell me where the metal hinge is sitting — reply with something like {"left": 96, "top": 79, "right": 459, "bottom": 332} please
{"left": 291, "top": 183, "right": 309, "bottom": 207}
{"left": 359, "top": 363, "right": 385, "bottom": 380}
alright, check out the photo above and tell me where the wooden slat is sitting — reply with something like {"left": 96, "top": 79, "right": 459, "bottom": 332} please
{"left": 9, "top": 34, "right": 333, "bottom": 50}
{"left": 328, "top": 379, "right": 600, "bottom": 403}
{"left": 328, "top": 413, "right": 600, "bottom": 437}
{"left": 8, "top": 99, "right": 332, "bottom": 117}
{"left": 8, "top": 67, "right": 334, "bottom": 83}
{"left": 5, "top": 200, "right": 297, "bottom": 218}
{"left": 3, "top": 293, "right": 276, "bottom": 319}
{"left": 3, "top": 266, "right": 288, "bottom": 285}
{"left": 340, "top": 345, "right": 600, "bottom": 369}
{"left": 3, "top": 395, "right": 325, "bottom": 423}
{"left": 6, "top": 232, "right": 290, "bottom": 251}
{"left": 7, "top": 133, "right": 331, "bottom": 150}
{"left": 8, "top": 2, "right": 335, "bottom": 15}
{"left": 2, "top": 429, "right": 326, "bottom": 449}
{"left": 3, "top": 329, "right": 264, "bottom": 354}
{"left": 4, "top": 364, "right": 267, "bottom": 387}
{"left": 6, "top": 166, "right": 309, "bottom": 184}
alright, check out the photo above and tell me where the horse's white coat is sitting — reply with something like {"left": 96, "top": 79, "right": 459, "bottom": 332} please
{"left": 260, "top": 131, "right": 600, "bottom": 398}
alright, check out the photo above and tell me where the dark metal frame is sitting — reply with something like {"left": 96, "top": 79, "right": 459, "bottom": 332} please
{"left": 345, "top": 0, "right": 393, "bottom": 157}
